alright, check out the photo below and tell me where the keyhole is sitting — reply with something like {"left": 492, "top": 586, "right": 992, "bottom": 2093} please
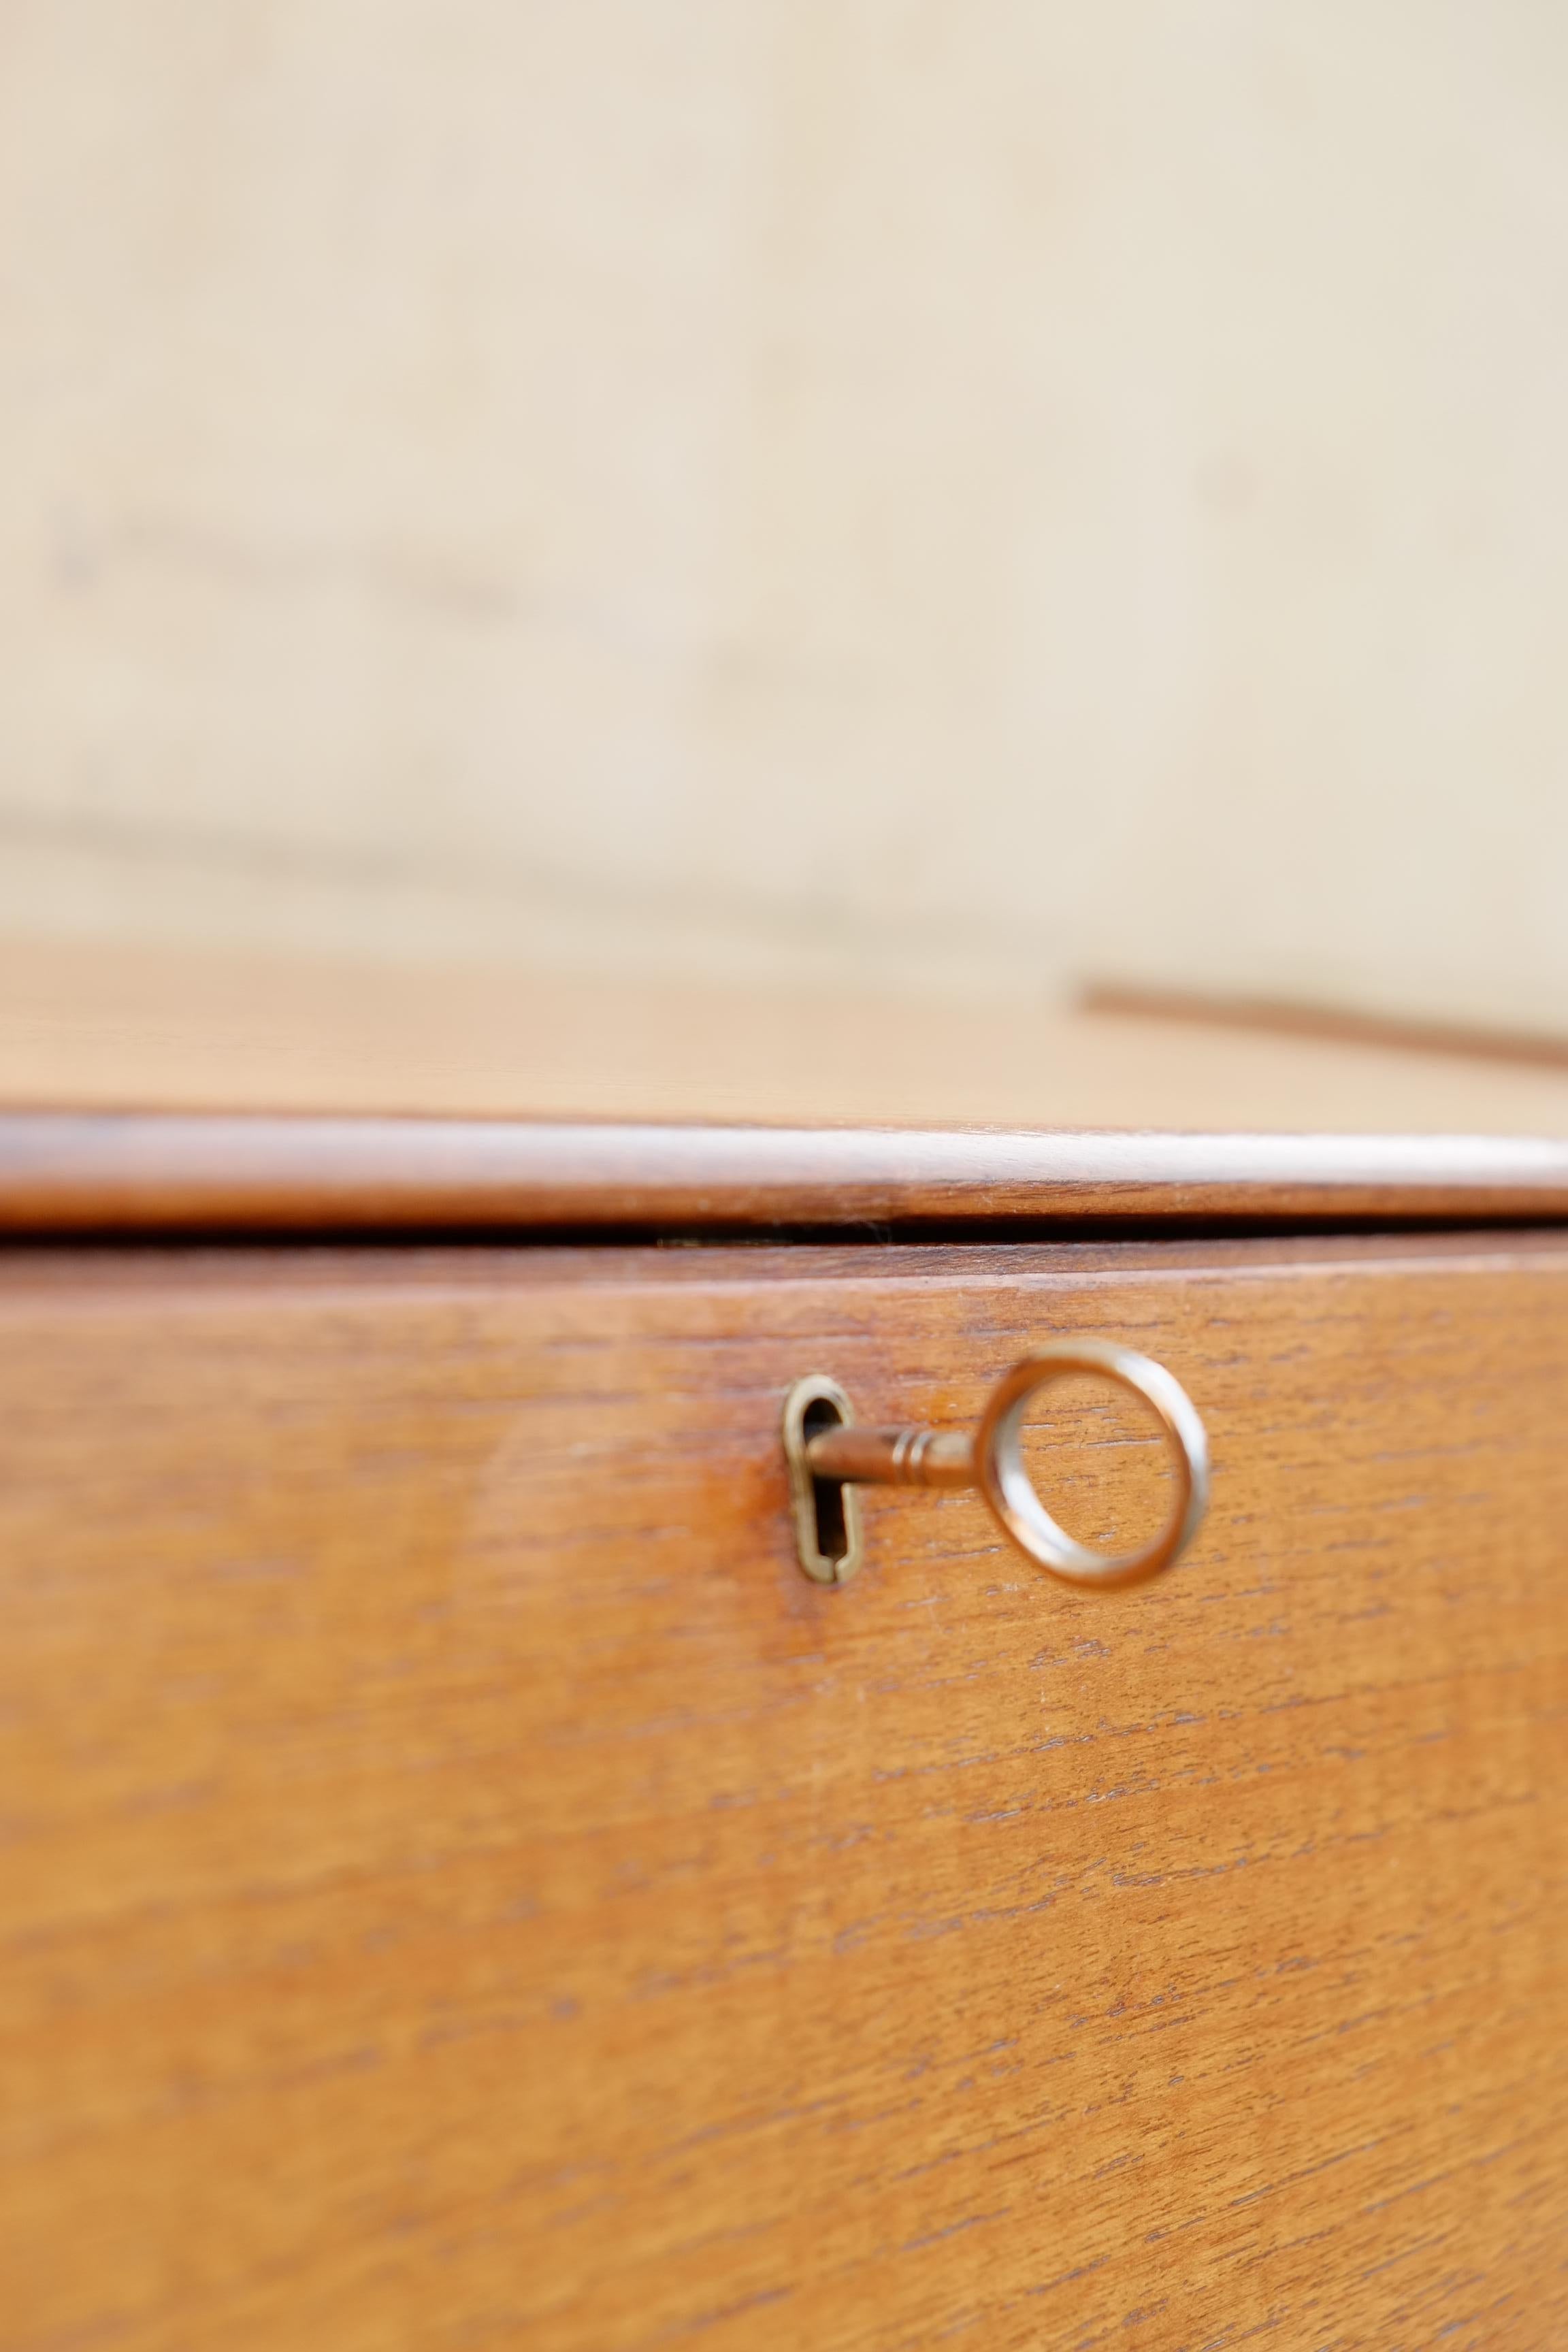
{"left": 802, "top": 1392, "right": 850, "bottom": 1569}
{"left": 781, "top": 1373, "right": 865, "bottom": 1585}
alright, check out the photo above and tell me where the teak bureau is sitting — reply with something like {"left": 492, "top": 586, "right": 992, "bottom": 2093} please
{"left": 3, "top": 1096, "right": 1568, "bottom": 2350}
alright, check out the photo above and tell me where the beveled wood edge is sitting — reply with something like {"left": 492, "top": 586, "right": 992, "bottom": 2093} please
{"left": 2, "top": 1111, "right": 1568, "bottom": 1233}
{"left": 1079, "top": 981, "right": 1568, "bottom": 1073}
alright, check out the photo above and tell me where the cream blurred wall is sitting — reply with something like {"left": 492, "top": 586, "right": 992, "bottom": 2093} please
{"left": 2, "top": 0, "right": 1567, "bottom": 1026}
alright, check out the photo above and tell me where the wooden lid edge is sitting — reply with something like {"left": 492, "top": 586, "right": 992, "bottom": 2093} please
{"left": 3, "top": 1112, "right": 1568, "bottom": 1232}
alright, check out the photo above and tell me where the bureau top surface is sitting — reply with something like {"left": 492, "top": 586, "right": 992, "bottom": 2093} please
{"left": 4, "top": 936, "right": 1568, "bottom": 1232}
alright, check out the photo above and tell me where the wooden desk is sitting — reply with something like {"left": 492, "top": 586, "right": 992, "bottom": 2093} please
{"left": 3, "top": 945, "right": 1567, "bottom": 2349}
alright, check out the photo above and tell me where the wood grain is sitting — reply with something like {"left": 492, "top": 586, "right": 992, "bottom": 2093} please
{"left": 2, "top": 1232, "right": 1567, "bottom": 2348}
{"left": 6, "top": 1109, "right": 1568, "bottom": 1233}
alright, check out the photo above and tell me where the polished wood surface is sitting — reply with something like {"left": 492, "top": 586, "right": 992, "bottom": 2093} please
{"left": 6, "top": 1110, "right": 1568, "bottom": 1233}
{"left": 3, "top": 1232, "right": 1566, "bottom": 2348}
{"left": 9, "top": 934, "right": 1568, "bottom": 1136}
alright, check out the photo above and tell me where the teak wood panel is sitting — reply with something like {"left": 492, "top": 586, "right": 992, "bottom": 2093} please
{"left": 12, "top": 934, "right": 1568, "bottom": 1139}
{"left": 1, "top": 1235, "right": 1567, "bottom": 2350}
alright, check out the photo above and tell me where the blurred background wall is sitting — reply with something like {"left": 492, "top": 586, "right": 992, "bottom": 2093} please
{"left": 3, "top": 0, "right": 1567, "bottom": 1032}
